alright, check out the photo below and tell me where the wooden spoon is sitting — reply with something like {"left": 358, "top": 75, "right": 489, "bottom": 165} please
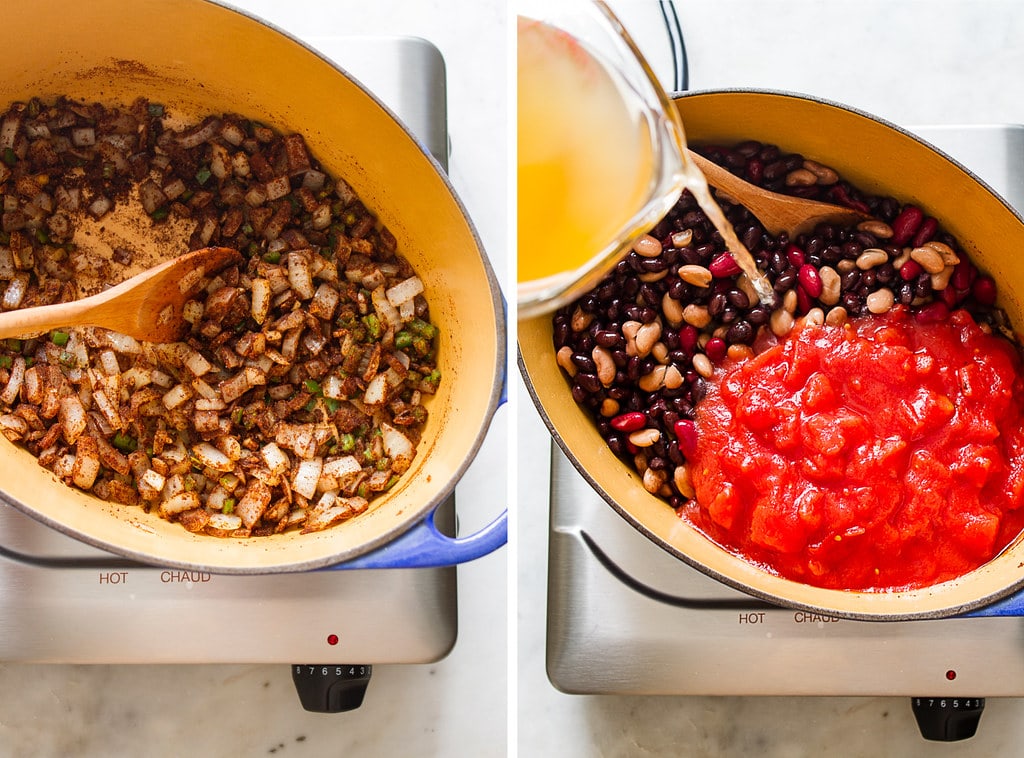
{"left": 687, "top": 150, "right": 869, "bottom": 237}
{"left": 0, "top": 246, "right": 243, "bottom": 344}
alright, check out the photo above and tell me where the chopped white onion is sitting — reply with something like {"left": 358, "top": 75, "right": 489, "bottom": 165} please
{"left": 159, "top": 490, "right": 202, "bottom": 518}
{"left": 286, "top": 252, "right": 315, "bottom": 300}
{"left": 261, "top": 441, "right": 290, "bottom": 475}
{"left": 386, "top": 276, "right": 424, "bottom": 307}
{"left": 291, "top": 457, "right": 323, "bottom": 500}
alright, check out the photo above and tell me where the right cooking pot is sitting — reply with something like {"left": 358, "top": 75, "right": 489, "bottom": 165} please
{"left": 519, "top": 89, "right": 1024, "bottom": 620}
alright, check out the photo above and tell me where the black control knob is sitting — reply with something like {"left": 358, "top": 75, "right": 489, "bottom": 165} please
{"left": 291, "top": 664, "right": 372, "bottom": 713}
{"left": 911, "top": 697, "right": 985, "bottom": 741}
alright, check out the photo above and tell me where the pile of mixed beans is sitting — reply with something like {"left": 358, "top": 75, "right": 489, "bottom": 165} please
{"left": 553, "top": 140, "right": 1006, "bottom": 513}
{"left": 0, "top": 97, "right": 440, "bottom": 537}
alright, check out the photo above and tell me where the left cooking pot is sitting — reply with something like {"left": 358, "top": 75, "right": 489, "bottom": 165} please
{"left": 0, "top": 0, "right": 506, "bottom": 573}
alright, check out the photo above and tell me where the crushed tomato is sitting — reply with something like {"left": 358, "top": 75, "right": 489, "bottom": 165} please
{"left": 687, "top": 307, "right": 1024, "bottom": 591}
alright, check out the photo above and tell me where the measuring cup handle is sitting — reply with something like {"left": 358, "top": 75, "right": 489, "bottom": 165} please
{"left": 329, "top": 506, "right": 507, "bottom": 570}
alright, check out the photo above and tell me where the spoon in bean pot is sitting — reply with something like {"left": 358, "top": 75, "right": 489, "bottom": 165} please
{"left": 687, "top": 150, "right": 869, "bottom": 238}
{"left": 0, "top": 246, "right": 243, "bottom": 344}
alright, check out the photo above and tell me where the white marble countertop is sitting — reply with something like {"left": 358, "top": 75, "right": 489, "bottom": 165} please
{"left": 0, "top": 1, "right": 508, "bottom": 757}
{"left": 517, "top": 1, "right": 1024, "bottom": 756}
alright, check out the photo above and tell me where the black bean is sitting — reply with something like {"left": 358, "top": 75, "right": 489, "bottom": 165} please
{"left": 875, "top": 263, "right": 896, "bottom": 284}
{"left": 741, "top": 225, "right": 762, "bottom": 253}
{"left": 606, "top": 435, "right": 626, "bottom": 457}
{"left": 638, "top": 283, "right": 660, "bottom": 307}
{"left": 607, "top": 386, "right": 629, "bottom": 401}
{"left": 898, "top": 282, "right": 915, "bottom": 305}
{"left": 639, "top": 257, "right": 668, "bottom": 274}
{"left": 763, "top": 160, "right": 788, "bottom": 182}
{"left": 708, "top": 292, "right": 728, "bottom": 317}
{"left": 723, "top": 151, "right": 747, "bottom": 171}
{"left": 842, "top": 292, "right": 864, "bottom": 313}
{"left": 594, "top": 330, "right": 620, "bottom": 348}
{"left": 726, "top": 320, "right": 754, "bottom": 344}
{"left": 571, "top": 384, "right": 589, "bottom": 404}
{"left": 690, "top": 378, "right": 707, "bottom": 403}
{"left": 775, "top": 268, "right": 797, "bottom": 292}
{"left": 571, "top": 355, "right": 595, "bottom": 373}
{"left": 841, "top": 269, "right": 861, "bottom": 291}
{"left": 747, "top": 306, "right": 769, "bottom": 325}
{"left": 695, "top": 242, "right": 718, "bottom": 259}
{"left": 770, "top": 250, "right": 787, "bottom": 273}
{"left": 727, "top": 289, "right": 750, "bottom": 309}
{"left": 626, "top": 357, "right": 640, "bottom": 381}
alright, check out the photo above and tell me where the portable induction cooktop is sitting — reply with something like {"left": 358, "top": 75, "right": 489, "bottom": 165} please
{"left": 545, "top": 123, "right": 1024, "bottom": 742}
{"left": 0, "top": 35, "right": 470, "bottom": 714}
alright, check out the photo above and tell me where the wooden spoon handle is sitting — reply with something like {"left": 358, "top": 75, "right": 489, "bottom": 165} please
{"left": 687, "top": 150, "right": 866, "bottom": 237}
{"left": 0, "top": 298, "right": 96, "bottom": 341}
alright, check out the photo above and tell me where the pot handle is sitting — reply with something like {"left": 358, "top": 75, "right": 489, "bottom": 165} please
{"left": 327, "top": 506, "right": 507, "bottom": 570}
{"left": 330, "top": 361, "right": 508, "bottom": 570}
{"left": 963, "top": 590, "right": 1024, "bottom": 617}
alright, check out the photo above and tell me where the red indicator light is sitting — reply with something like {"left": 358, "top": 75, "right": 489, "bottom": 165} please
{"left": 327, "top": 634, "right": 339, "bottom": 646}
{"left": 946, "top": 669, "right": 957, "bottom": 681}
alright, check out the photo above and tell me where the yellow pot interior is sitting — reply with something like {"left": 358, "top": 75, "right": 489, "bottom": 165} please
{"left": 0, "top": 0, "right": 504, "bottom": 572}
{"left": 519, "top": 89, "right": 1024, "bottom": 619}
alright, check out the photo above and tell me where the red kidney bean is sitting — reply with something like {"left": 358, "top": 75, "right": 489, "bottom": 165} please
{"left": 911, "top": 216, "right": 938, "bottom": 247}
{"left": 674, "top": 419, "right": 698, "bottom": 459}
{"left": 745, "top": 159, "right": 765, "bottom": 187}
{"left": 890, "top": 205, "right": 924, "bottom": 246}
{"left": 679, "top": 325, "right": 699, "bottom": 352}
{"left": 952, "top": 260, "right": 976, "bottom": 291}
{"left": 973, "top": 276, "right": 997, "bottom": 305}
{"left": 796, "top": 285, "right": 813, "bottom": 315}
{"left": 786, "top": 244, "right": 806, "bottom": 267}
{"left": 798, "top": 264, "right": 823, "bottom": 298}
{"left": 899, "top": 259, "right": 923, "bottom": 281}
{"left": 826, "top": 184, "right": 871, "bottom": 214}
{"left": 709, "top": 252, "right": 741, "bottom": 277}
{"left": 915, "top": 300, "right": 950, "bottom": 323}
{"left": 705, "top": 337, "right": 727, "bottom": 362}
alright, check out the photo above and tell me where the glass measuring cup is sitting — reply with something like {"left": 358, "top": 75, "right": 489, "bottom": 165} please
{"left": 517, "top": 0, "right": 689, "bottom": 319}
